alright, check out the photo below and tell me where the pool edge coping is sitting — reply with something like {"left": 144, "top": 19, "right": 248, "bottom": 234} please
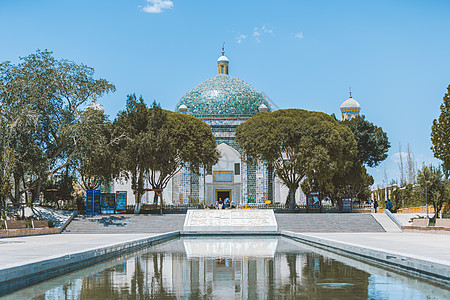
{"left": 0, "top": 231, "right": 180, "bottom": 297}
{"left": 280, "top": 231, "right": 450, "bottom": 286}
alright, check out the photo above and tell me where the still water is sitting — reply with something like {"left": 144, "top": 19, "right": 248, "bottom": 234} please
{"left": 4, "top": 236, "right": 450, "bottom": 299}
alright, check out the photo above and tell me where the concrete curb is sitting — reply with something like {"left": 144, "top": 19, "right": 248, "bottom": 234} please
{"left": 181, "top": 231, "right": 279, "bottom": 236}
{"left": 281, "top": 231, "right": 450, "bottom": 285}
{"left": 0, "top": 231, "right": 179, "bottom": 297}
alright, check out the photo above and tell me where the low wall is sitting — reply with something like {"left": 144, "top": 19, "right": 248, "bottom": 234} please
{"left": 0, "top": 228, "right": 60, "bottom": 238}
{"left": 397, "top": 205, "right": 450, "bottom": 214}
{"left": 402, "top": 226, "right": 450, "bottom": 234}
{"left": 282, "top": 231, "right": 450, "bottom": 285}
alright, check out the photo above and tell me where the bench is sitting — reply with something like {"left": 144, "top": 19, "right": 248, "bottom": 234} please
{"left": 32, "top": 220, "right": 49, "bottom": 229}
{"left": 435, "top": 219, "right": 450, "bottom": 228}
{"left": 412, "top": 218, "right": 429, "bottom": 226}
{"left": 5, "top": 220, "right": 27, "bottom": 230}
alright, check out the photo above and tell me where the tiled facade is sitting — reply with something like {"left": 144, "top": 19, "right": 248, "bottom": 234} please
{"left": 173, "top": 54, "right": 273, "bottom": 204}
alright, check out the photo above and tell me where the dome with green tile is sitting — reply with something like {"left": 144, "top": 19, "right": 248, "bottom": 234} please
{"left": 176, "top": 72, "right": 271, "bottom": 118}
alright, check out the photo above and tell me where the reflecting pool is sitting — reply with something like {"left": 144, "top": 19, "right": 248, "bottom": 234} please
{"left": 4, "top": 237, "right": 450, "bottom": 299}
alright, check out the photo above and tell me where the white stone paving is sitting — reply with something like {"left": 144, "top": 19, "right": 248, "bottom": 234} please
{"left": 0, "top": 234, "right": 159, "bottom": 271}
{"left": 299, "top": 232, "right": 450, "bottom": 266}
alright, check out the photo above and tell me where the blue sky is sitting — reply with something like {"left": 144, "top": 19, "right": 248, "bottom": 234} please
{"left": 1, "top": 0, "right": 450, "bottom": 186}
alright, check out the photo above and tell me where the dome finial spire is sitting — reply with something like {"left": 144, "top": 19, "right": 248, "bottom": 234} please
{"left": 349, "top": 86, "right": 352, "bottom": 98}
{"left": 217, "top": 43, "right": 229, "bottom": 75}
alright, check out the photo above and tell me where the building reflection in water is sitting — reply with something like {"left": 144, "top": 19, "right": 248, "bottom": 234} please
{"left": 9, "top": 237, "right": 447, "bottom": 299}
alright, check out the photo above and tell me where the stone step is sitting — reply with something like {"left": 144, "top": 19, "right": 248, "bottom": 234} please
{"left": 275, "top": 213, "right": 385, "bottom": 232}
{"left": 64, "top": 212, "right": 386, "bottom": 234}
{"left": 62, "top": 214, "right": 186, "bottom": 234}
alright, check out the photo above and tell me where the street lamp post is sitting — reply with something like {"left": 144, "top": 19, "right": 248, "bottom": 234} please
{"left": 425, "top": 185, "right": 428, "bottom": 219}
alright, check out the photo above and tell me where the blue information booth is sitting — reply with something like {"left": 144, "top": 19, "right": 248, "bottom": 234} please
{"left": 115, "top": 191, "right": 127, "bottom": 214}
{"left": 101, "top": 193, "right": 116, "bottom": 214}
{"left": 86, "top": 190, "right": 101, "bottom": 215}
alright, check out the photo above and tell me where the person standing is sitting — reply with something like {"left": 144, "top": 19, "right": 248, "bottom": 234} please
{"left": 218, "top": 198, "right": 223, "bottom": 210}
{"left": 230, "top": 199, "right": 236, "bottom": 209}
{"left": 373, "top": 201, "right": 378, "bottom": 213}
{"left": 224, "top": 198, "right": 230, "bottom": 209}
{"left": 385, "top": 199, "right": 393, "bottom": 212}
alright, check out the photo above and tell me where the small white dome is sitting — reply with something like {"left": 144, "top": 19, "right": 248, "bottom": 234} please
{"left": 340, "top": 97, "right": 361, "bottom": 110}
{"left": 258, "top": 104, "right": 268, "bottom": 112}
{"left": 86, "top": 101, "right": 104, "bottom": 112}
{"left": 179, "top": 104, "right": 188, "bottom": 112}
{"left": 217, "top": 55, "right": 229, "bottom": 63}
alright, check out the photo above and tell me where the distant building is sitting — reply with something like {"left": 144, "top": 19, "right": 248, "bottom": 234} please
{"left": 340, "top": 91, "right": 361, "bottom": 121}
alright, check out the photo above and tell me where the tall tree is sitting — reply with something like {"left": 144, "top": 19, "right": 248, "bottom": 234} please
{"left": 416, "top": 164, "right": 450, "bottom": 222}
{"left": 341, "top": 115, "right": 390, "bottom": 167}
{"left": 145, "top": 103, "right": 219, "bottom": 204}
{"left": 113, "top": 94, "right": 150, "bottom": 211}
{"left": 113, "top": 97, "right": 219, "bottom": 210}
{"left": 236, "top": 109, "right": 357, "bottom": 209}
{"left": 0, "top": 50, "right": 115, "bottom": 203}
{"left": 431, "top": 85, "right": 450, "bottom": 173}
{"left": 75, "top": 105, "right": 118, "bottom": 190}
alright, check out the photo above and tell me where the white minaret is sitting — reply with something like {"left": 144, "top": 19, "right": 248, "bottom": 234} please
{"left": 340, "top": 88, "right": 361, "bottom": 120}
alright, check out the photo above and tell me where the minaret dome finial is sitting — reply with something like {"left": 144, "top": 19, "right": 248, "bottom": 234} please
{"left": 222, "top": 42, "right": 225, "bottom": 56}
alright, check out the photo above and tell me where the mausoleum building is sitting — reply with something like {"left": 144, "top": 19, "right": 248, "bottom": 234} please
{"left": 114, "top": 49, "right": 361, "bottom": 206}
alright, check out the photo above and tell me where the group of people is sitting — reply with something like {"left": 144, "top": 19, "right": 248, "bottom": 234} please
{"left": 373, "top": 199, "right": 393, "bottom": 213}
{"left": 217, "top": 198, "right": 236, "bottom": 209}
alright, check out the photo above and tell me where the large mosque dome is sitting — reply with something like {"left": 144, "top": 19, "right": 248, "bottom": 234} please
{"left": 176, "top": 74, "right": 271, "bottom": 118}
{"left": 176, "top": 48, "right": 271, "bottom": 118}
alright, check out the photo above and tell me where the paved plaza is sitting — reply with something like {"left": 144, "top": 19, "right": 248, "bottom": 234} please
{"left": 1, "top": 232, "right": 449, "bottom": 271}
{"left": 1, "top": 212, "right": 449, "bottom": 295}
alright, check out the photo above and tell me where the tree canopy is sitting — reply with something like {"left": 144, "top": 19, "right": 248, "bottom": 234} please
{"left": 416, "top": 164, "right": 450, "bottom": 222}
{"left": 0, "top": 50, "right": 115, "bottom": 203}
{"left": 341, "top": 115, "right": 390, "bottom": 167}
{"left": 431, "top": 85, "right": 450, "bottom": 172}
{"left": 113, "top": 96, "right": 219, "bottom": 210}
{"left": 236, "top": 109, "right": 357, "bottom": 209}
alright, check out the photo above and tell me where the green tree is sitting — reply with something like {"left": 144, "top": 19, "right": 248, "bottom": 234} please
{"left": 431, "top": 85, "right": 450, "bottom": 173}
{"left": 145, "top": 104, "right": 219, "bottom": 205}
{"left": 0, "top": 50, "right": 115, "bottom": 203}
{"left": 114, "top": 97, "right": 219, "bottom": 210}
{"left": 75, "top": 105, "right": 118, "bottom": 190}
{"left": 316, "top": 115, "right": 390, "bottom": 208}
{"left": 416, "top": 164, "right": 450, "bottom": 222}
{"left": 236, "top": 109, "right": 357, "bottom": 209}
{"left": 341, "top": 116, "right": 390, "bottom": 167}
{"left": 113, "top": 94, "right": 150, "bottom": 211}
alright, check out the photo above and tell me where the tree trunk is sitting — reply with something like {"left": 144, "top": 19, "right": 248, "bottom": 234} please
{"left": 14, "top": 173, "right": 20, "bottom": 204}
{"left": 33, "top": 178, "right": 42, "bottom": 204}
{"left": 319, "top": 192, "right": 323, "bottom": 213}
{"left": 134, "top": 190, "right": 141, "bottom": 214}
{"left": 288, "top": 187, "right": 296, "bottom": 210}
{"left": 153, "top": 192, "right": 159, "bottom": 205}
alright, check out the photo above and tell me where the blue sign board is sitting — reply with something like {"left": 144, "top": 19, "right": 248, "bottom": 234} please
{"left": 115, "top": 191, "right": 127, "bottom": 214}
{"left": 101, "top": 193, "right": 116, "bottom": 214}
{"left": 86, "top": 190, "right": 101, "bottom": 215}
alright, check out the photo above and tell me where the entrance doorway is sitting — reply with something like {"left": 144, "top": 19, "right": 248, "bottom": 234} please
{"left": 216, "top": 190, "right": 231, "bottom": 202}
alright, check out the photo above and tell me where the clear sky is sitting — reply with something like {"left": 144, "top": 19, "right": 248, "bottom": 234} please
{"left": 1, "top": 0, "right": 450, "bottom": 186}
